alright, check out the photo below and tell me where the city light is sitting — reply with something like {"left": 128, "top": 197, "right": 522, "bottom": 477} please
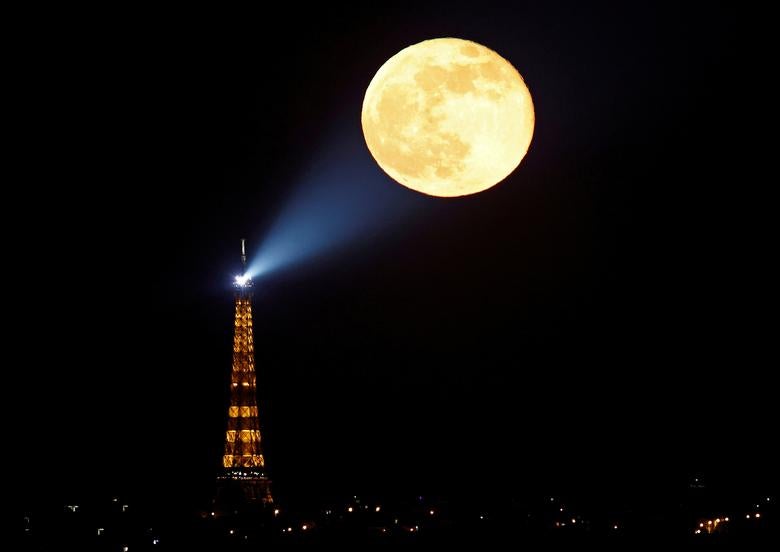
{"left": 29, "top": 489, "right": 776, "bottom": 547}
{"left": 698, "top": 515, "right": 731, "bottom": 534}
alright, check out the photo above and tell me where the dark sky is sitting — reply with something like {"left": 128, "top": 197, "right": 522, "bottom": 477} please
{"left": 23, "top": 1, "right": 771, "bottom": 507}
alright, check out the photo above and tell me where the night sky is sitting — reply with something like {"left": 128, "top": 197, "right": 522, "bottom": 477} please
{"left": 24, "top": 1, "right": 770, "bottom": 508}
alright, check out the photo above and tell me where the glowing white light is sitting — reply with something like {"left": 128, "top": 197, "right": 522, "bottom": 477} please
{"left": 755, "top": 513, "right": 761, "bottom": 518}
{"left": 375, "top": 506, "right": 381, "bottom": 512}
{"left": 235, "top": 274, "right": 250, "bottom": 286}
{"left": 302, "top": 525, "right": 308, "bottom": 530}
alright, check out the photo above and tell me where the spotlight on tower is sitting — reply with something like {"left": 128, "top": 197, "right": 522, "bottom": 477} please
{"left": 234, "top": 239, "right": 253, "bottom": 288}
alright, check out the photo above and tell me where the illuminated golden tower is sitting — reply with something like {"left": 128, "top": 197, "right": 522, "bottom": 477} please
{"left": 216, "top": 239, "right": 273, "bottom": 506}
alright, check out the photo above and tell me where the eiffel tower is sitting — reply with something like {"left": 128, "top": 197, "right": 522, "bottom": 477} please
{"left": 215, "top": 239, "right": 273, "bottom": 508}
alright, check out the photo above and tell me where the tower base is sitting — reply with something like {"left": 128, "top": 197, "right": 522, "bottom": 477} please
{"left": 215, "top": 472, "right": 273, "bottom": 512}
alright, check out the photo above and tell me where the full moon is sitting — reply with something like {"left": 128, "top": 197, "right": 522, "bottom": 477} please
{"left": 362, "top": 38, "right": 534, "bottom": 197}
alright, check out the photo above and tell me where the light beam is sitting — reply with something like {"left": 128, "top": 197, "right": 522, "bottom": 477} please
{"left": 246, "top": 123, "right": 427, "bottom": 279}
